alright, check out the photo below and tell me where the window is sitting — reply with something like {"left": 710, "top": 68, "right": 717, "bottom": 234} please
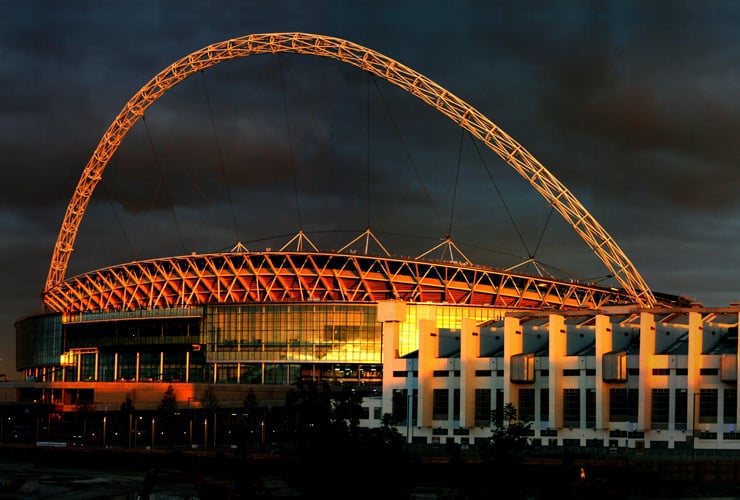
{"left": 586, "top": 389, "right": 596, "bottom": 428}
{"left": 609, "top": 388, "right": 639, "bottom": 422}
{"left": 724, "top": 389, "right": 737, "bottom": 425}
{"left": 675, "top": 389, "right": 688, "bottom": 431}
{"left": 539, "top": 388, "right": 550, "bottom": 422}
{"left": 453, "top": 389, "right": 460, "bottom": 420}
{"left": 651, "top": 388, "right": 670, "bottom": 430}
{"left": 391, "top": 389, "right": 408, "bottom": 425}
{"left": 699, "top": 389, "right": 718, "bottom": 424}
{"left": 494, "top": 389, "right": 504, "bottom": 427}
{"left": 519, "top": 389, "right": 535, "bottom": 423}
{"left": 474, "top": 389, "right": 491, "bottom": 427}
{"left": 80, "top": 353, "right": 96, "bottom": 382}
{"left": 433, "top": 389, "right": 449, "bottom": 420}
{"left": 563, "top": 389, "right": 580, "bottom": 428}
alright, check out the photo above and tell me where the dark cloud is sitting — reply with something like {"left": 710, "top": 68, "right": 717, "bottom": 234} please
{"left": 1, "top": 1, "right": 739, "bottom": 378}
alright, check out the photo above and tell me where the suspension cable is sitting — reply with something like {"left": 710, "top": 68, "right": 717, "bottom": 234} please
{"left": 141, "top": 115, "right": 186, "bottom": 254}
{"left": 278, "top": 54, "right": 303, "bottom": 230}
{"left": 99, "top": 180, "right": 137, "bottom": 260}
{"left": 366, "top": 72, "right": 371, "bottom": 230}
{"left": 447, "top": 127, "right": 465, "bottom": 238}
{"left": 199, "top": 70, "right": 240, "bottom": 243}
{"left": 468, "top": 131, "right": 533, "bottom": 258}
{"left": 531, "top": 205, "right": 555, "bottom": 259}
{"left": 371, "top": 77, "right": 444, "bottom": 234}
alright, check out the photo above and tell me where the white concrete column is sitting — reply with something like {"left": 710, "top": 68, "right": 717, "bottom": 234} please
{"left": 688, "top": 311, "right": 703, "bottom": 438}
{"left": 639, "top": 312, "right": 656, "bottom": 431}
{"left": 595, "top": 314, "right": 613, "bottom": 431}
{"left": 418, "top": 318, "right": 437, "bottom": 428}
{"left": 549, "top": 314, "right": 566, "bottom": 429}
{"left": 503, "top": 316, "right": 523, "bottom": 411}
{"left": 460, "top": 318, "right": 479, "bottom": 428}
{"left": 377, "top": 300, "right": 407, "bottom": 419}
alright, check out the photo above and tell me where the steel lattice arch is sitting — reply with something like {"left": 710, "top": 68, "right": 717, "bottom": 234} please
{"left": 44, "top": 32, "right": 663, "bottom": 311}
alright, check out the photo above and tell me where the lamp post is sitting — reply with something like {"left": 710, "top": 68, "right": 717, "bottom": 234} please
{"left": 187, "top": 397, "right": 194, "bottom": 448}
{"left": 204, "top": 418, "right": 208, "bottom": 450}
{"left": 406, "top": 392, "right": 413, "bottom": 444}
{"left": 134, "top": 416, "right": 142, "bottom": 449}
{"left": 692, "top": 392, "right": 700, "bottom": 456}
{"left": 212, "top": 413, "right": 217, "bottom": 450}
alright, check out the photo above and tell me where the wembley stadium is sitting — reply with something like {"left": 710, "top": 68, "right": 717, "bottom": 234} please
{"left": 12, "top": 33, "right": 740, "bottom": 454}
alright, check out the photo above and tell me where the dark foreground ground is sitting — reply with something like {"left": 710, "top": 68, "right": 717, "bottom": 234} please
{"left": 1, "top": 444, "right": 740, "bottom": 499}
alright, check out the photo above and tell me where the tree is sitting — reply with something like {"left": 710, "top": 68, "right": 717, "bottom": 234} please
{"left": 488, "top": 403, "right": 531, "bottom": 460}
{"left": 158, "top": 385, "right": 178, "bottom": 412}
{"left": 156, "top": 386, "right": 178, "bottom": 445}
{"left": 201, "top": 386, "right": 220, "bottom": 411}
{"left": 243, "top": 388, "right": 257, "bottom": 412}
{"left": 119, "top": 395, "right": 135, "bottom": 447}
{"left": 120, "top": 395, "right": 135, "bottom": 414}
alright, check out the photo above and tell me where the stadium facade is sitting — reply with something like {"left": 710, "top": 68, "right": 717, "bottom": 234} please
{"left": 13, "top": 33, "right": 740, "bottom": 453}
{"left": 14, "top": 251, "right": 740, "bottom": 452}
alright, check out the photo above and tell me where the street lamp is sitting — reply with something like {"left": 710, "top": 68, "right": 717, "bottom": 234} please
{"left": 128, "top": 413, "right": 133, "bottom": 448}
{"left": 406, "top": 392, "right": 414, "bottom": 444}
{"left": 692, "top": 392, "right": 700, "bottom": 454}
{"left": 204, "top": 417, "right": 208, "bottom": 450}
{"left": 187, "top": 397, "right": 194, "bottom": 448}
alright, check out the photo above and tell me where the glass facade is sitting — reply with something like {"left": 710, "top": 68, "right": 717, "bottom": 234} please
{"left": 16, "top": 313, "right": 63, "bottom": 371}
{"left": 398, "top": 304, "right": 504, "bottom": 357}
{"left": 205, "top": 303, "right": 381, "bottom": 364}
{"left": 17, "top": 303, "right": 384, "bottom": 387}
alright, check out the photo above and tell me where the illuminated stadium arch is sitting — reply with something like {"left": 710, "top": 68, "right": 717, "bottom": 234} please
{"left": 44, "top": 32, "right": 657, "bottom": 308}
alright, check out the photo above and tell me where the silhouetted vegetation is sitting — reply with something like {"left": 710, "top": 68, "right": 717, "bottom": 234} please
{"left": 483, "top": 401, "right": 532, "bottom": 464}
{"left": 279, "top": 380, "right": 402, "bottom": 456}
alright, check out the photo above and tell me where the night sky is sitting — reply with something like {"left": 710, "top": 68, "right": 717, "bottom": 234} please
{"left": 2, "top": 2, "right": 739, "bottom": 378}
